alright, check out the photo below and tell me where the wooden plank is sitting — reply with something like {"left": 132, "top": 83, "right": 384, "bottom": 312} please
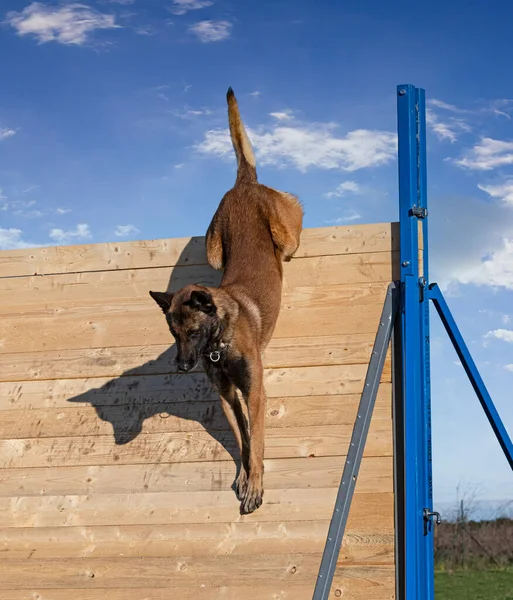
{"left": 0, "top": 490, "right": 394, "bottom": 528}
{"left": 0, "top": 363, "right": 391, "bottom": 411}
{"left": 0, "top": 422, "right": 393, "bottom": 469}
{"left": 0, "top": 522, "right": 394, "bottom": 559}
{"left": 0, "top": 223, "right": 399, "bottom": 278}
{"left": 0, "top": 553, "right": 394, "bottom": 589}
{"left": 0, "top": 282, "right": 389, "bottom": 352}
{"left": 0, "top": 387, "right": 392, "bottom": 439}
{"left": 0, "top": 455, "right": 393, "bottom": 497}
{"left": 0, "top": 252, "right": 396, "bottom": 315}
{"left": 0, "top": 333, "right": 380, "bottom": 382}
{"left": 2, "top": 567, "right": 396, "bottom": 599}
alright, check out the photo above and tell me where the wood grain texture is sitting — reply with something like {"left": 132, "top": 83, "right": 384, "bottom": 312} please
{"left": 0, "top": 224, "right": 399, "bottom": 599}
{"left": 0, "top": 387, "right": 392, "bottom": 439}
{"left": 0, "top": 522, "right": 394, "bottom": 559}
{"left": 0, "top": 252, "right": 396, "bottom": 311}
{"left": 0, "top": 282, "right": 390, "bottom": 352}
{"left": 3, "top": 570, "right": 396, "bottom": 599}
{"left": 0, "top": 333, "right": 382, "bottom": 382}
{"left": 0, "top": 422, "right": 393, "bottom": 469}
{"left": 0, "top": 554, "right": 395, "bottom": 589}
{"left": 0, "top": 491, "right": 394, "bottom": 528}
{"left": 0, "top": 223, "right": 398, "bottom": 278}
{"left": 3, "top": 573, "right": 396, "bottom": 600}
{"left": 0, "top": 363, "right": 391, "bottom": 411}
{"left": 0, "top": 456, "right": 393, "bottom": 497}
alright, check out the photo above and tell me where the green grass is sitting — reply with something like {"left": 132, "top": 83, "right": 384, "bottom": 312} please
{"left": 435, "top": 569, "right": 513, "bottom": 600}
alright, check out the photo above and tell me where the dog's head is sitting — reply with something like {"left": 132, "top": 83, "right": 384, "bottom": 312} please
{"left": 149, "top": 285, "right": 218, "bottom": 373}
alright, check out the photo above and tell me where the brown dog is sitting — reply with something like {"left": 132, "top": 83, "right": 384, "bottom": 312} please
{"left": 149, "top": 88, "right": 303, "bottom": 514}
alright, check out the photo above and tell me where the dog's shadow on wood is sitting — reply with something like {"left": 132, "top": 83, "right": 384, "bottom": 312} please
{"left": 66, "top": 239, "right": 242, "bottom": 476}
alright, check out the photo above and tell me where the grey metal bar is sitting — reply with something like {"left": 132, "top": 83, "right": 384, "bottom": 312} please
{"left": 312, "top": 281, "right": 399, "bottom": 600}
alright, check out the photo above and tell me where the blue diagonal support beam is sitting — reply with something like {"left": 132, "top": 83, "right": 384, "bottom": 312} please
{"left": 429, "top": 283, "right": 513, "bottom": 470}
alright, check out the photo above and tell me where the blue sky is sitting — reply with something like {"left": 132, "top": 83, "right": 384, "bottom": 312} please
{"left": 1, "top": 0, "right": 512, "bottom": 519}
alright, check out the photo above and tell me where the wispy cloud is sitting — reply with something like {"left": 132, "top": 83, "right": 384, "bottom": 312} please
{"left": 6, "top": 2, "right": 120, "bottom": 46}
{"left": 449, "top": 237, "right": 513, "bottom": 290}
{"left": 196, "top": 120, "right": 397, "bottom": 173}
{"left": 454, "top": 138, "right": 513, "bottom": 170}
{"left": 55, "top": 207, "right": 72, "bottom": 215}
{"left": 269, "top": 110, "right": 295, "bottom": 121}
{"left": 428, "top": 98, "right": 468, "bottom": 113}
{"left": 189, "top": 20, "right": 231, "bottom": 42}
{"left": 324, "top": 181, "right": 361, "bottom": 198}
{"left": 0, "top": 128, "right": 16, "bottom": 140}
{"left": 114, "top": 224, "right": 139, "bottom": 237}
{"left": 171, "top": 106, "right": 213, "bottom": 119}
{"left": 485, "top": 329, "right": 513, "bottom": 343}
{"left": 504, "top": 364, "right": 513, "bottom": 372}
{"left": 249, "top": 91, "right": 261, "bottom": 97}
{"left": 49, "top": 223, "right": 92, "bottom": 244}
{"left": 426, "top": 109, "right": 471, "bottom": 143}
{"left": 478, "top": 180, "right": 513, "bottom": 206}
{"left": 325, "top": 210, "right": 362, "bottom": 224}
{"left": 170, "top": 0, "right": 213, "bottom": 15}
{"left": 0, "top": 227, "right": 39, "bottom": 250}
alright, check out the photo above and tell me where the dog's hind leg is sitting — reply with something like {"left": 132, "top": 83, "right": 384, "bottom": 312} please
{"left": 268, "top": 191, "right": 303, "bottom": 262}
{"left": 205, "top": 214, "right": 224, "bottom": 271}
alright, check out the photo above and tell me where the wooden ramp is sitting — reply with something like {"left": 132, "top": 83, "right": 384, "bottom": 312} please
{"left": 0, "top": 223, "right": 399, "bottom": 599}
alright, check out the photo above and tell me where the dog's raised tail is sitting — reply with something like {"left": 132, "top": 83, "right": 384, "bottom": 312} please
{"left": 227, "top": 87, "right": 257, "bottom": 184}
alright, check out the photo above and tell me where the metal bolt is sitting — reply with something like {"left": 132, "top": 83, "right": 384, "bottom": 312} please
{"left": 398, "top": 89, "right": 406, "bottom": 96}
{"left": 402, "top": 261, "right": 410, "bottom": 267}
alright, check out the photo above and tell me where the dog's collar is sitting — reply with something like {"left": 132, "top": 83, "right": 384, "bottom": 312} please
{"left": 204, "top": 341, "right": 229, "bottom": 363}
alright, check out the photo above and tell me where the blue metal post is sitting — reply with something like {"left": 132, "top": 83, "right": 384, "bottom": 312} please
{"left": 397, "top": 84, "right": 434, "bottom": 600}
{"left": 429, "top": 283, "right": 513, "bottom": 470}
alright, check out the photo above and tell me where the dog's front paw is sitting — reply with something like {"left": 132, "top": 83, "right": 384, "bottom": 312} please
{"left": 240, "top": 478, "right": 263, "bottom": 514}
{"left": 235, "top": 468, "right": 248, "bottom": 501}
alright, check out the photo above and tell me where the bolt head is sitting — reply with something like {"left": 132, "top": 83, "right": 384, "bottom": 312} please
{"left": 399, "top": 89, "right": 407, "bottom": 96}
{"left": 402, "top": 261, "right": 410, "bottom": 267}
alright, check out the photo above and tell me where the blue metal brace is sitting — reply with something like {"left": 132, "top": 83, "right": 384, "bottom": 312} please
{"left": 428, "top": 283, "right": 513, "bottom": 470}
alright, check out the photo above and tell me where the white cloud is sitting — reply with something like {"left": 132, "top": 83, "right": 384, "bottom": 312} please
{"left": 114, "top": 224, "right": 139, "bottom": 237}
{"left": 196, "top": 121, "right": 397, "bottom": 173}
{"left": 249, "top": 91, "right": 261, "bottom": 97}
{"left": 6, "top": 2, "right": 120, "bottom": 46}
{"left": 426, "top": 109, "right": 470, "bottom": 143}
{"left": 428, "top": 99, "right": 467, "bottom": 113}
{"left": 325, "top": 210, "right": 362, "bottom": 224}
{"left": 324, "top": 181, "right": 361, "bottom": 199}
{"left": 478, "top": 181, "right": 513, "bottom": 206}
{"left": 170, "top": 0, "right": 213, "bottom": 15}
{"left": 189, "top": 20, "right": 231, "bottom": 42}
{"left": 269, "top": 110, "right": 294, "bottom": 121}
{"left": 485, "top": 329, "right": 513, "bottom": 343}
{"left": 504, "top": 364, "right": 513, "bottom": 372}
{"left": 0, "top": 128, "right": 16, "bottom": 140}
{"left": 454, "top": 138, "right": 513, "bottom": 171}
{"left": 49, "top": 223, "right": 92, "bottom": 244}
{"left": 0, "top": 227, "right": 40, "bottom": 250}
{"left": 429, "top": 189, "right": 513, "bottom": 292}
{"left": 171, "top": 106, "right": 212, "bottom": 119}
{"left": 446, "top": 237, "right": 513, "bottom": 290}
{"left": 55, "top": 207, "right": 72, "bottom": 215}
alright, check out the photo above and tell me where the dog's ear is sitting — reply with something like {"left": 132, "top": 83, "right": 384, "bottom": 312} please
{"left": 188, "top": 290, "right": 216, "bottom": 315}
{"left": 149, "top": 290, "right": 173, "bottom": 314}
